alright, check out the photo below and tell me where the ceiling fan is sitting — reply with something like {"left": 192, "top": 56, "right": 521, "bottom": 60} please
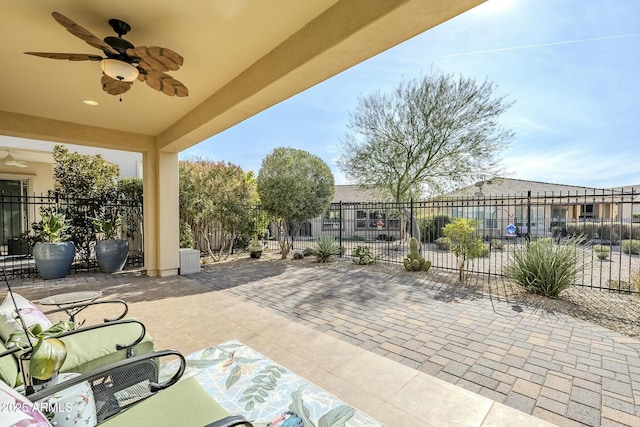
{"left": 2, "top": 151, "right": 28, "bottom": 168}
{"left": 25, "top": 12, "right": 188, "bottom": 97}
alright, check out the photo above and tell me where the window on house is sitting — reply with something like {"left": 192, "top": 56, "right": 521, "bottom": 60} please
{"left": 355, "top": 209, "right": 400, "bottom": 229}
{"left": 323, "top": 209, "right": 342, "bottom": 230}
{"left": 0, "top": 179, "right": 29, "bottom": 246}
{"left": 580, "top": 204, "right": 596, "bottom": 220}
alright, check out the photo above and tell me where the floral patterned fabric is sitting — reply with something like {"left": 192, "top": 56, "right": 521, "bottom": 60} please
{"left": 9, "top": 373, "right": 97, "bottom": 427}
{"left": 161, "top": 340, "right": 385, "bottom": 427}
{"left": 35, "top": 372, "right": 97, "bottom": 427}
{"left": 0, "top": 379, "right": 51, "bottom": 427}
{"left": 0, "top": 293, "right": 52, "bottom": 342}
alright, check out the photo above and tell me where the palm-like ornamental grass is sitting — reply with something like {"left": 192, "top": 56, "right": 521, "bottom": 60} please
{"left": 504, "top": 237, "right": 584, "bottom": 298}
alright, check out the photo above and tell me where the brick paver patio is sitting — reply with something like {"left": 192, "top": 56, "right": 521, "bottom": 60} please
{"left": 206, "top": 261, "right": 640, "bottom": 427}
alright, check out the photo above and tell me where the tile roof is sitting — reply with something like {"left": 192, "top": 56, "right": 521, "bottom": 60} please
{"left": 446, "top": 177, "right": 614, "bottom": 197}
{"left": 332, "top": 185, "right": 385, "bottom": 202}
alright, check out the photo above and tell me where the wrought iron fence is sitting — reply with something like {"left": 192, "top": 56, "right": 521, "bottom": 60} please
{"left": 0, "top": 193, "right": 143, "bottom": 279}
{"left": 280, "top": 188, "right": 640, "bottom": 293}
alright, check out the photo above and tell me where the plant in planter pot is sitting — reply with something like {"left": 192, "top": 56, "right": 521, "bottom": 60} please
{"left": 93, "top": 213, "right": 128, "bottom": 273}
{"left": 7, "top": 321, "right": 74, "bottom": 392}
{"left": 248, "top": 235, "right": 263, "bottom": 259}
{"left": 32, "top": 208, "right": 76, "bottom": 280}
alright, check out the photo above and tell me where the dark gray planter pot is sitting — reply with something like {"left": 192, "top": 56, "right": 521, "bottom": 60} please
{"left": 95, "top": 240, "right": 129, "bottom": 273}
{"left": 33, "top": 242, "right": 75, "bottom": 280}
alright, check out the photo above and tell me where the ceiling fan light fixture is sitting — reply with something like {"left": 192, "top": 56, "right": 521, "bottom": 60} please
{"left": 100, "top": 59, "right": 139, "bottom": 82}
{"left": 3, "top": 153, "right": 28, "bottom": 168}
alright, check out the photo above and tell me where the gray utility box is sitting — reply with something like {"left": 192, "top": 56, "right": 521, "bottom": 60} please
{"left": 179, "top": 249, "right": 201, "bottom": 275}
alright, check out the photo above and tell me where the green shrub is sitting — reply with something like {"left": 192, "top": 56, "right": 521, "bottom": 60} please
{"left": 351, "top": 245, "right": 376, "bottom": 265}
{"left": 491, "top": 239, "right": 504, "bottom": 250}
{"left": 597, "top": 225, "right": 620, "bottom": 244}
{"left": 481, "top": 244, "right": 490, "bottom": 257}
{"left": 565, "top": 223, "right": 639, "bottom": 241}
{"left": 631, "top": 271, "right": 640, "bottom": 292}
{"left": 504, "top": 237, "right": 583, "bottom": 298}
{"left": 592, "top": 244, "right": 610, "bottom": 260}
{"left": 314, "top": 236, "right": 341, "bottom": 262}
{"left": 443, "top": 218, "right": 485, "bottom": 282}
{"left": 293, "top": 251, "right": 305, "bottom": 260}
{"left": 608, "top": 280, "right": 632, "bottom": 291}
{"left": 622, "top": 240, "right": 640, "bottom": 255}
{"left": 303, "top": 247, "right": 314, "bottom": 257}
{"left": 435, "top": 237, "right": 451, "bottom": 251}
{"left": 179, "top": 221, "right": 194, "bottom": 249}
{"left": 375, "top": 234, "right": 395, "bottom": 241}
{"left": 417, "top": 215, "right": 451, "bottom": 243}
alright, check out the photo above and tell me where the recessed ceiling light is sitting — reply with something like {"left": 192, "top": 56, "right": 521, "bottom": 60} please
{"left": 83, "top": 99, "right": 99, "bottom": 106}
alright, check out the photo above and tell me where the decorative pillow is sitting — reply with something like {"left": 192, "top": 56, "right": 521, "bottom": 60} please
{"left": 0, "top": 293, "right": 53, "bottom": 342}
{"left": 35, "top": 372, "right": 97, "bottom": 427}
{"left": 0, "top": 379, "right": 51, "bottom": 426}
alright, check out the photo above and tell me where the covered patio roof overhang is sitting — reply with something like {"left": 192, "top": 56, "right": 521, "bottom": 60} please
{"left": 0, "top": 0, "right": 483, "bottom": 276}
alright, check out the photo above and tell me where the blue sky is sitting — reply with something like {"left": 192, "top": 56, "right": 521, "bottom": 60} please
{"left": 182, "top": 0, "right": 640, "bottom": 189}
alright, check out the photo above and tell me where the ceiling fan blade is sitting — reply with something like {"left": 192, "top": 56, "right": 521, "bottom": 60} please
{"left": 101, "top": 74, "right": 133, "bottom": 95}
{"left": 52, "top": 12, "right": 117, "bottom": 55}
{"left": 127, "top": 46, "right": 183, "bottom": 72}
{"left": 24, "top": 52, "right": 103, "bottom": 61}
{"left": 3, "top": 153, "right": 28, "bottom": 168}
{"left": 139, "top": 70, "right": 188, "bottom": 97}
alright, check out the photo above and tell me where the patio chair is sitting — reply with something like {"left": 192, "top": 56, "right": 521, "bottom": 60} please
{"left": 0, "top": 272, "right": 155, "bottom": 389}
{"left": 1, "top": 349, "right": 254, "bottom": 427}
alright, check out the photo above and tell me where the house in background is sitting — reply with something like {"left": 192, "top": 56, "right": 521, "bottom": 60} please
{"left": 438, "top": 177, "right": 640, "bottom": 238}
{"left": 309, "top": 185, "right": 406, "bottom": 241}
{"left": 305, "top": 179, "right": 640, "bottom": 243}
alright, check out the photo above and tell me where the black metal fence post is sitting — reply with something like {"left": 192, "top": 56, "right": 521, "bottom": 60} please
{"left": 339, "top": 201, "right": 343, "bottom": 257}
{"left": 410, "top": 198, "right": 414, "bottom": 239}
{"left": 526, "top": 190, "right": 532, "bottom": 242}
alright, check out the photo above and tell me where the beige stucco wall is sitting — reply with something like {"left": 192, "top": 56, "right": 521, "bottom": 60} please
{"left": 0, "top": 161, "right": 53, "bottom": 195}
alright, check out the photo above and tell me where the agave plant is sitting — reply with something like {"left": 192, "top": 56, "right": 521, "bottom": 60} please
{"left": 7, "top": 321, "right": 74, "bottom": 381}
{"left": 313, "top": 236, "right": 341, "bottom": 263}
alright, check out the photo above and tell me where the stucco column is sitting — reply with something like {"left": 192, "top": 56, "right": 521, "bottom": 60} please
{"left": 143, "top": 149, "right": 180, "bottom": 277}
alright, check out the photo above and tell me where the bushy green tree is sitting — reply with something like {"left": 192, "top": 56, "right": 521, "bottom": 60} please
{"left": 116, "top": 177, "right": 143, "bottom": 242}
{"left": 338, "top": 70, "right": 514, "bottom": 201}
{"left": 257, "top": 147, "right": 334, "bottom": 258}
{"left": 179, "top": 158, "right": 257, "bottom": 261}
{"left": 51, "top": 145, "right": 120, "bottom": 264}
{"left": 443, "top": 218, "right": 485, "bottom": 282}
{"left": 52, "top": 145, "right": 119, "bottom": 199}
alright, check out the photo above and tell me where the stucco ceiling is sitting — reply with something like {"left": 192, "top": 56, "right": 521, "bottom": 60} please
{"left": 0, "top": 0, "right": 483, "bottom": 154}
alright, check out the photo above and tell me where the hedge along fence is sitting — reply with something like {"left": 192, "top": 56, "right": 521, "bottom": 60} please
{"left": 564, "top": 222, "right": 640, "bottom": 243}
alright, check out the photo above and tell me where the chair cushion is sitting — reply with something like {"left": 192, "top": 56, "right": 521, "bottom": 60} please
{"left": 0, "top": 338, "right": 19, "bottom": 388}
{"left": 0, "top": 293, "right": 52, "bottom": 341}
{"left": 0, "top": 376, "right": 51, "bottom": 426}
{"left": 100, "top": 376, "right": 230, "bottom": 427}
{"left": 59, "top": 321, "right": 155, "bottom": 375}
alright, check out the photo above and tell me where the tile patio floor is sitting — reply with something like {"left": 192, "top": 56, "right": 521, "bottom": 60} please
{"left": 9, "top": 260, "right": 640, "bottom": 427}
